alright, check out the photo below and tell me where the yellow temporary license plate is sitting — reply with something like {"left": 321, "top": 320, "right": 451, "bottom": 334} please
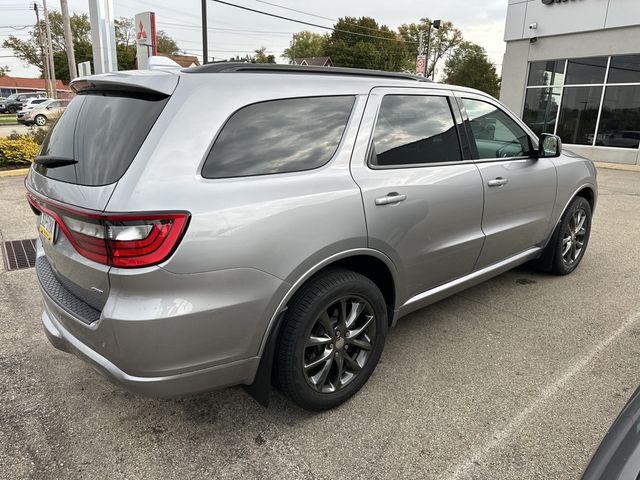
{"left": 38, "top": 212, "right": 57, "bottom": 244}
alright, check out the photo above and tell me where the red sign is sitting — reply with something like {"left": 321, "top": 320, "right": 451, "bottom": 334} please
{"left": 136, "top": 21, "right": 147, "bottom": 41}
{"left": 416, "top": 55, "right": 426, "bottom": 76}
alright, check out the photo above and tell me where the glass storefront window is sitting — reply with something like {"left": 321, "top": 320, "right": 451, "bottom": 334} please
{"left": 596, "top": 86, "right": 640, "bottom": 149}
{"left": 556, "top": 86, "right": 603, "bottom": 145}
{"left": 522, "top": 87, "right": 561, "bottom": 136}
{"left": 565, "top": 57, "right": 608, "bottom": 85}
{"left": 607, "top": 55, "right": 640, "bottom": 84}
{"left": 527, "top": 60, "right": 565, "bottom": 86}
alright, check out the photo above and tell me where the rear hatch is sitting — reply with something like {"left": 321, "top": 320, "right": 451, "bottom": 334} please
{"left": 26, "top": 71, "right": 178, "bottom": 317}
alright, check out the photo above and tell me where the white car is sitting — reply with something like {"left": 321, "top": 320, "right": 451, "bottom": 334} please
{"left": 19, "top": 97, "right": 51, "bottom": 112}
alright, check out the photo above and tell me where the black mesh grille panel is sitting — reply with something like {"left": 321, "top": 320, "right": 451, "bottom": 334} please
{"left": 36, "top": 256, "right": 101, "bottom": 324}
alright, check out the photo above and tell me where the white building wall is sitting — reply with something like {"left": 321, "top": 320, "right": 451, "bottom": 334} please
{"left": 501, "top": 0, "right": 640, "bottom": 165}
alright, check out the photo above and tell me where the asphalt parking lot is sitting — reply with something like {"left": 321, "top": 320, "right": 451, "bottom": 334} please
{"left": 1, "top": 167, "right": 639, "bottom": 480}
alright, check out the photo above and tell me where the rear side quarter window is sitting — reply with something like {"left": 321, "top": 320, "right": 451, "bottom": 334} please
{"left": 202, "top": 96, "right": 355, "bottom": 179}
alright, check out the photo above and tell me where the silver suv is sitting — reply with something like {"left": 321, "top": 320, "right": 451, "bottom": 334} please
{"left": 27, "top": 64, "right": 597, "bottom": 411}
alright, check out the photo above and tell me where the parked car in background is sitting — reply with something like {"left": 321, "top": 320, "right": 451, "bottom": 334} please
{"left": 0, "top": 91, "right": 46, "bottom": 114}
{"left": 17, "top": 99, "right": 68, "bottom": 126}
{"left": 27, "top": 64, "right": 597, "bottom": 411}
{"left": 19, "top": 97, "right": 51, "bottom": 112}
{"left": 581, "top": 385, "right": 640, "bottom": 479}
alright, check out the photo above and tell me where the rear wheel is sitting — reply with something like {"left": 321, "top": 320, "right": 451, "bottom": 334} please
{"left": 550, "top": 196, "right": 592, "bottom": 275}
{"left": 8, "top": 106, "right": 17, "bottom": 114}
{"left": 35, "top": 114, "right": 47, "bottom": 126}
{"left": 275, "top": 269, "right": 388, "bottom": 411}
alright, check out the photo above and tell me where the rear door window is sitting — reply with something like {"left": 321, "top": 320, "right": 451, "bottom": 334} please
{"left": 202, "top": 96, "right": 355, "bottom": 179}
{"left": 370, "top": 95, "right": 462, "bottom": 166}
{"left": 35, "top": 92, "right": 169, "bottom": 186}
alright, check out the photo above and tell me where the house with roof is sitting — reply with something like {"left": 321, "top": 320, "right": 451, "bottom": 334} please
{"left": 292, "top": 57, "right": 333, "bottom": 67}
{"left": 0, "top": 76, "right": 71, "bottom": 99}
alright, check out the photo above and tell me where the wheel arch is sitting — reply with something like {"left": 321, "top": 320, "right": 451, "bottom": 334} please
{"left": 243, "top": 248, "right": 399, "bottom": 406}
{"left": 276, "top": 249, "right": 399, "bottom": 334}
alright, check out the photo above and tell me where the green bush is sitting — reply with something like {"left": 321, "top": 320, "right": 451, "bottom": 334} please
{"left": 0, "top": 138, "right": 40, "bottom": 167}
{"left": 7, "top": 125, "right": 50, "bottom": 145}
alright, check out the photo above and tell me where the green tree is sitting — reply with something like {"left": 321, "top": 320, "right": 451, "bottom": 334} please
{"left": 325, "top": 17, "right": 405, "bottom": 71}
{"left": 0, "top": 66, "right": 9, "bottom": 77}
{"left": 282, "top": 31, "right": 328, "bottom": 63}
{"left": 3, "top": 11, "right": 92, "bottom": 83}
{"left": 443, "top": 41, "right": 501, "bottom": 97}
{"left": 398, "top": 18, "right": 463, "bottom": 77}
{"left": 156, "top": 31, "right": 180, "bottom": 55}
{"left": 251, "top": 47, "right": 275, "bottom": 64}
{"left": 2, "top": 12, "right": 181, "bottom": 82}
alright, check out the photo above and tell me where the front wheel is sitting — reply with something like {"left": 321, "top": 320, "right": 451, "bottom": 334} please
{"left": 275, "top": 269, "right": 388, "bottom": 411}
{"left": 550, "top": 196, "right": 592, "bottom": 275}
{"left": 34, "top": 114, "right": 47, "bottom": 126}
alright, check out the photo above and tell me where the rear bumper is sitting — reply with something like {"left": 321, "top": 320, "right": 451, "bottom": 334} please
{"left": 41, "top": 300, "right": 261, "bottom": 397}
{"left": 36, "top": 247, "right": 288, "bottom": 397}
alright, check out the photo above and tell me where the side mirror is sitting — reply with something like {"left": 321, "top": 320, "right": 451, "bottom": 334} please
{"left": 45, "top": 106, "right": 51, "bottom": 110}
{"left": 538, "top": 133, "right": 562, "bottom": 158}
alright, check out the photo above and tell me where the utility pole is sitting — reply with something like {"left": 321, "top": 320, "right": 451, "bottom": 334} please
{"left": 201, "top": 0, "right": 208, "bottom": 64}
{"left": 42, "top": 0, "right": 57, "bottom": 98}
{"left": 60, "top": 0, "right": 76, "bottom": 80}
{"left": 425, "top": 19, "right": 441, "bottom": 81}
{"left": 33, "top": 3, "right": 51, "bottom": 98}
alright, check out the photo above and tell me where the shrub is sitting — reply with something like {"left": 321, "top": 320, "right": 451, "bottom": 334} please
{"left": 0, "top": 138, "right": 40, "bottom": 167}
{"left": 7, "top": 125, "right": 50, "bottom": 145}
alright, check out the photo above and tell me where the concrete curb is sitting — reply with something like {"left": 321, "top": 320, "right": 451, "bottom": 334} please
{"left": 594, "top": 161, "right": 640, "bottom": 173}
{"left": 0, "top": 168, "right": 29, "bottom": 178}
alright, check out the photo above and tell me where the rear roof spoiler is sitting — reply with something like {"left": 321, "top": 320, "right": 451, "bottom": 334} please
{"left": 70, "top": 70, "right": 179, "bottom": 97}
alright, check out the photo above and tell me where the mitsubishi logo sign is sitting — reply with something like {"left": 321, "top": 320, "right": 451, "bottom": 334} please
{"left": 136, "top": 20, "right": 147, "bottom": 41}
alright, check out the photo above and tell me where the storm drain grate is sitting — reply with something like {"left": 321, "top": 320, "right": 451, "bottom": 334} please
{"left": 2, "top": 238, "right": 37, "bottom": 271}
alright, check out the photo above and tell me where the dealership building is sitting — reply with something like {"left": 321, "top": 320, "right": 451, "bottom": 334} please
{"left": 501, "top": 0, "right": 640, "bottom": 165}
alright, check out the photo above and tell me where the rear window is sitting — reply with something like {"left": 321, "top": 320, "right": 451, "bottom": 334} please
{"left": 202, "top": 96, "right": 355, "bottom": 179}
{"left": 34, "top": 92, "right": 168, "bottom": 186}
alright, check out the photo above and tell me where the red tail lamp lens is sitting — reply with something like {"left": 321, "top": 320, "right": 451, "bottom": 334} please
{"left": 27, "top": 193, "right": 190, "bottom": 268}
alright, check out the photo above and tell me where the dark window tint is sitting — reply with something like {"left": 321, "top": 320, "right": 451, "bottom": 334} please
{"left": 565, "top": 57, "right": 608, "bottom": 85}
{"left": 596, "top": 86, "right": 640, "bottom": 149}
{"left": 608, "top": 55, "right": 640, "bottom": 84}
{"left": 35, "top": 92, "right": 169, "bottom": 186}
{"left": 203, "top": 96, "right": 354, "bottom": 179}
{"left": 462, "top": 98, "right": 533, "bottom": 159}
{"left": 370, "top": 95, "right": 461, "bottom": 166}
{"left": 556, "top": 86, "right": 602, "bottom": 145}
{"left": 522, "top": 87, "right": 561, "bottom": 136}
{"left": 527, "top": 60, "right": 565, "bottom": 86}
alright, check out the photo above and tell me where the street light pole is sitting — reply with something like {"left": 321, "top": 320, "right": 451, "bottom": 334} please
{"left": 201, "top": 0, "right": 208, "bottom": 64}
{"left": 60, "top": 0, "right": 77, "bottom": 80}
{"left": 424, "top": 19, "right": 441, "bottom": 81}
{"left": 42, "top": 0, "right": 58, "bottom": 99}
{"left": 33, "top": 3, "right": 51, "bottom": 98}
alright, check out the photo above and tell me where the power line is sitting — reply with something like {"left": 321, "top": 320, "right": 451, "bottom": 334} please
{"left": 158, "top": 21, "right": 292, "bottom": 36}
{"left": 251, "top": 0, "right": 407, "bottom": 37}
{"left": 209, "top": 0, "right": 417, "bottom": 45}
{"left": 253, "top": 0, "right": 337, "bottom": 23}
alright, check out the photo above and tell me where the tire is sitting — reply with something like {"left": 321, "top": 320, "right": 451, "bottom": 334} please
{"left": 8, "top": 106, "right": 17, "bottom": 114}
{"left": 275, "top": 269, "right": 388, "bottom": 411}
{"left": 34, "top": 114, "right": 47, "bottom": 126}
{"left": 548, "top": 196, "right": 592, "bottom": 275}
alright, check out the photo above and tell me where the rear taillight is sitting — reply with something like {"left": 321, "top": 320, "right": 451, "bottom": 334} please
{"left": 27, "top": 193, "right": 190, "bottom": 268}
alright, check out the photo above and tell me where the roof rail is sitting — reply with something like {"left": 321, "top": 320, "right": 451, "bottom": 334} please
{"left": 182, "top": 62, "right": 432, "bottom": 83}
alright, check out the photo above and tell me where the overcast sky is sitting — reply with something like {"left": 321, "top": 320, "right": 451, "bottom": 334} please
{"left": 1, "top": 0, "right": 507, "bottom": 80}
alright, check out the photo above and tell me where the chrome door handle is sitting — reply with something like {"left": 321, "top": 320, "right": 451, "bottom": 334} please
{"left": 375, "top": 192, "right": 407, "bottom": 206}
{"left": 487, "top": 177, "right": 509, "bottom": 187}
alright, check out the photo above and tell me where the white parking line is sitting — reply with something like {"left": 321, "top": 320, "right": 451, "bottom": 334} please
{"left": 441, "top": 309, "right": 640, "bottom": 480}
